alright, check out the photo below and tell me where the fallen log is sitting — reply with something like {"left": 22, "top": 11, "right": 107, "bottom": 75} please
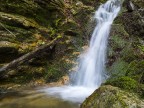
{"left": 0, "top": 36, "right": 61, "bottom": 77}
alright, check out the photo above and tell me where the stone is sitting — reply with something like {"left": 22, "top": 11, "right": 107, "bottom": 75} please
{"left": 127, "top": 1, "right": 135, "bottom": 12}
{"left": 81, "top": 85, "right": 144, "bottom": 108}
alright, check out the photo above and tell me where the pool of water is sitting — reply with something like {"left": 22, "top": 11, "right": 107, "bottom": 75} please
{"left": 0, "top": 89, "right": 79, "bottom": 108}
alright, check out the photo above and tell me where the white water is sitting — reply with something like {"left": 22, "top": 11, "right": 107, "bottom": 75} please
{"left": 41, "top": 0, "right": 121, "bottom": 103}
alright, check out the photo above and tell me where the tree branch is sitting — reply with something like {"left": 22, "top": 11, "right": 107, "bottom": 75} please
{"left": 0, "top": 37, "right": 61, "bottom": 77}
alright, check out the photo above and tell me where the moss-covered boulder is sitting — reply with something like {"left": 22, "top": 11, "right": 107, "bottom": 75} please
{"left": 81, "top": 85, "right": 144, "bottom": 108}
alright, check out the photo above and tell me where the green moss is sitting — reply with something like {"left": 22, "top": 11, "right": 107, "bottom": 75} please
{"left": 125, "top": 60, "right": 144, "bottom": 83}
{"left": 108, "top": 59, "right": 129, "bottom": 78}
{"left": 3, "top": 66, "right": 45, "bottom": 84}
{"left": 81, "top": 85, "right": 144, "bottom": 108}
{"left": 45, "top": 60, "right": 72, "bottom": 82}
{"left": 0, "top": 0, "right": 62, "bottom": 27}
{"left": 106, "top": 76, "right": 138, "bottom": 92}
{"left": 0, "top": 23, "right": 35, "bottom": 44}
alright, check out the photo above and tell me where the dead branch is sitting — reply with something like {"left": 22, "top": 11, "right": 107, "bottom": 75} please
{"left": 0, "top": 37, "right": 61, "bottom": 77}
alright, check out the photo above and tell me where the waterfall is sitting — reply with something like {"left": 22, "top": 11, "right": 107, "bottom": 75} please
{"left": 41, "top": 0, "right": 121, "bottom": 103}
{"left": 74, "top": 0, "right": 121, "bottom": 88}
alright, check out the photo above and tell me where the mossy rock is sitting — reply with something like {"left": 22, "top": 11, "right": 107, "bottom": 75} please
{"left": 115, "top": 10, "right": 144, "bottom": 38}
{"left": 0, "top": 0, "right": 51, "bottom": 27}
{"left": 4, "top": 65, "right": 46, "bottom": 84}
{"left": 0, "top": 12, "right": 49, "bottom": 30}
{"left": 105, "top": 76, "right": 138, "bottom": 92}
{"left": 107, "top": 59, "right": 129, "bottom": 78}
{"left": 107, "top": 21, "right": 144, "bottom": 93}
{"left": 107, "top": 24, "right": 130, "bottom": 66}
{"left": 130, "top": 0, "right": 144, "bottom": 9}
{"left": 125, "top": 60, "right": 144, "bottom": 83}
{"left": 81, "top": 85, "right": 144, "bottom": 108}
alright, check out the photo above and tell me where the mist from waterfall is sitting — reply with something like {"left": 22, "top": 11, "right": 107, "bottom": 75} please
{"left": 40, "top": 0, "right": 121, "bottom": 103}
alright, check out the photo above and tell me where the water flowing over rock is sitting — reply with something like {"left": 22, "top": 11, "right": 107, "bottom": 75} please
{"left": 41, "top": 0, "right": 121, "bottom": 103}
{"left": 73, "top": 0, "right": 121, "bottom": 88}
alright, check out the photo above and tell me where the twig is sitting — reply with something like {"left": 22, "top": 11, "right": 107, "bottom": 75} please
{"left": 0, "top": 22, "right": 16, "bottom": 37}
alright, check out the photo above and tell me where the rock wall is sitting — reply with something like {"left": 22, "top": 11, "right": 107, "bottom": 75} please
{"left": 0, "top": 0, "right": 94, "bottom": 86}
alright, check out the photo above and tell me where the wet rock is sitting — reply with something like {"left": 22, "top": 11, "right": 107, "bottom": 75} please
{"left": 81, "top": 85, "right": 144, "bottom": 108}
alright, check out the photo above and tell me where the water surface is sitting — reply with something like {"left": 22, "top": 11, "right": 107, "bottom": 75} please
{"left": 0, "top": 89, "right": 79, "bottom": 108}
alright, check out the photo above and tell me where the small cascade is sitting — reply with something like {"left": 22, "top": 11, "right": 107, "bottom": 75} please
{"left": 41, "top": 0, "right": 121, "bottom": 103}
{"left": 74, "top": 0, "right": 121, "bottom": 88}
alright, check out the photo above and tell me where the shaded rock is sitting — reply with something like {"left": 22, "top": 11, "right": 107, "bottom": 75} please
{"left": 0, "top": 12, "right": 37, "bottom": 29}
{"left": 131, "top": 0, "right": 144, "bottom": 8}
{"left": 0, "top": 41, "right": 19, "bottom": 63}
{"left": 118, "top": 0, "right": 144, "bottom": 38}
{"left": 0, "top": 41, "right": 18, "bottom": 53}
{"left": 81, "top": 85, "right": 144, "bottom": 108}
{"left": 127, "top": 1, "right": 135, "bottom": 12}
{"left": 118, "top": 11, "right": 144, "bottom": 38}
{"left": 64, "top": 30, "right": 79, "bottom": 36}
{"left": 107, "top": 12, "right": 144, "bottom": 99}
{"left": 0, "top": 12, "right": 49, "bottom": 30}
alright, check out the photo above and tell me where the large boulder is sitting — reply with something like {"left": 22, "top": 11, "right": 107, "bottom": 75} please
{"left": 81, "top": 85, "right": 144, "bottom": 108}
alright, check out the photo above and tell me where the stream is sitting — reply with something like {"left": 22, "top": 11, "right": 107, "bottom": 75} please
{"left": 0, "top": 88, "right": 79, "bottom": 108}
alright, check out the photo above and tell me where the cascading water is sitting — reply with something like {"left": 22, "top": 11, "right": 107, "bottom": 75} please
{"left": 74, "top": 0, "right": 121, "bottom": 88}
{"left": 40, "top": 0, "right": 121, "bottom": 103}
